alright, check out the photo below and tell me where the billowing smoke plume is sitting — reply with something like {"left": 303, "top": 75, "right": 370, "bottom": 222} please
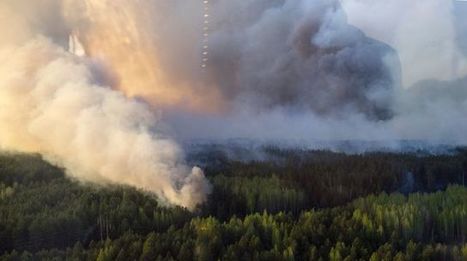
{"left": 167, "top": 0, "right": 467, "bottom": 145}
{"left": 0, "top": 0, "right": 210, "bottom": 210}
{"left": 1, "top": 0, "right": 467, "bottom": 208}
{"left": 204, "top": 0, "right": 398, "bottom": 120}
{"left": 65, "top": 0, "right": 398, "bottom": 120}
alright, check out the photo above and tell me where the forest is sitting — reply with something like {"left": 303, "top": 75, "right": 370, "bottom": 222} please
{"left": 0, "top": 147, "right": 467, "bottom": 260}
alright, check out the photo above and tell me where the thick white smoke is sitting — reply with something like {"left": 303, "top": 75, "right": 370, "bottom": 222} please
{"left": 1, "top": 0, "right": 466, "bottom": 209}
{"left": 0, "top": 0, "right": 210, "bottom": 210}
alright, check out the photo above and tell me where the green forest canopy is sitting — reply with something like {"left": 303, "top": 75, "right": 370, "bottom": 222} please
{"left": 0, "top": 149, "right": 466, "bottom": 260}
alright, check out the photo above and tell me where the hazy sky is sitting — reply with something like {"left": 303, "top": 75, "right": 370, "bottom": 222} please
{"left": 341, "top": 0, "right": 467, "bottom": 87}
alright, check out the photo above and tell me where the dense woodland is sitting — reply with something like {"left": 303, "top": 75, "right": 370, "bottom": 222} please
{"left": 0, "top": 147, "right": 467, "bottom": 260}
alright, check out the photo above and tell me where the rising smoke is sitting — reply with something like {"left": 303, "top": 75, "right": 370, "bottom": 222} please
{"left": 0, "top": 0, "right": 210, "bottom": 210}
{"left": 204, "top": 0, "right": 399, "bottom": 120}
{"left": 0, "top": 0, "right": 466, "bottom": 208}
{"left": 167, "top": 0, "right": 467, "bottom": 145}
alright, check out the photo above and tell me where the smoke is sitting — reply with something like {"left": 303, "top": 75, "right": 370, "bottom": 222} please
{"left": 454, "top": 1, "right": 467, "bottom": 56}
{"left": 0, "top": 0, "right": 210, "bottom": 210}
{"left": 165, "top": 0, "right": 467, "bottom": 146}
{"left": 1, "top": 0, "right": 467, "bottom": 208}
{"left": 393, "top": 76, "right": 467, "bottom": 143}
{"left": 206, "top": 0, "right": 399, "bottom": 120}
{"left": 338, "top": 0, "right": 467, "bottom": 144}
{"left": 61, "top": 0, "right": 399, "bottom": 120}
{"left": 62, "top": 0, "right": 224, "bottom": 113}
{"left": 341, "top": 0, "right": 467, "bottom": 86}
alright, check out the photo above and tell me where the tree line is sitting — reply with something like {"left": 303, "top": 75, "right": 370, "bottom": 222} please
{"left": 0, "top": 149, "right": 466, "bottom": 260}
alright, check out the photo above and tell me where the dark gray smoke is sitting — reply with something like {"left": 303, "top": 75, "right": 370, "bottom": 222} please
{"left": 205, "top": 0, "right": 399, "bottom": 120}
{"left": 160, "top": 0, "right": 467, "bottom": 147}
{"left": 2, "top": 0, "right": 467, "bottom": 210}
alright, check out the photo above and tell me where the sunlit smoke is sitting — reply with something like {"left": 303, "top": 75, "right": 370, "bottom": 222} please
{"left": 0, "top": 0, "right": 467, "bottom": 211}
{"left": 0, "top": 0, "right": 211, "bottom": 210}
{"left": 64, "top": 0, "right": 224, "bottom": 113}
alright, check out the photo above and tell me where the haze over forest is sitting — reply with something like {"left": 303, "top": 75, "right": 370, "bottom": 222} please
{"left": 0, "top": 0, "right": 466, "bottom": 260}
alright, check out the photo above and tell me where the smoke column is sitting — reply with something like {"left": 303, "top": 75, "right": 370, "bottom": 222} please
{"left": 0, "top": 0, "right": 210, "bottom": 210}
{"left": 1, "top": 0, "right": 467, "bottom": 209}
{"left": 162, "top": 0, "right": 467, "bottom": 145}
